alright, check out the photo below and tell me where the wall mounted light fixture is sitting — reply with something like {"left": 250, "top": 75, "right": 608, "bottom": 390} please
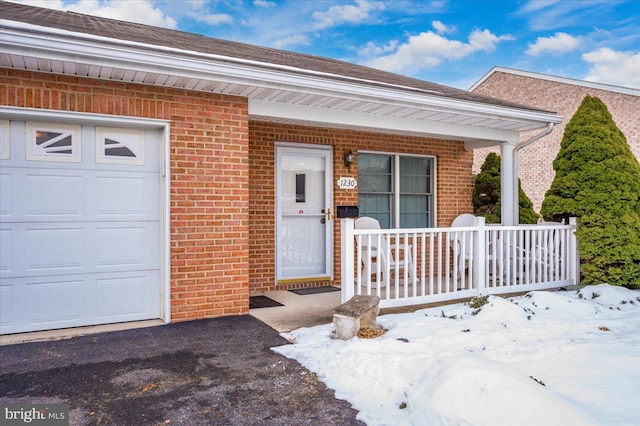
{"left": 344, "top": 150, "right": 356, "bottom": 171}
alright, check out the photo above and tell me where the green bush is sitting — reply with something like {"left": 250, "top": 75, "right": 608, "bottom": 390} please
{"left": 541, "top": 95, "right": 640, "bottom": 288}
{"left": 473, "top": 152, "right": 539, "bottom": 224}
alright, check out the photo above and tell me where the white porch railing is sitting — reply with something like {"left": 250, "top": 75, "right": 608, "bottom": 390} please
{"left": 340, "top": 217, "right": 578, "bottom": 308}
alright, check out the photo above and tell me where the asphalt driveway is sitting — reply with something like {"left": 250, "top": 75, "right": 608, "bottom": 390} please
{"left": 0, "top": 316, "right": 363, "bottom": 425}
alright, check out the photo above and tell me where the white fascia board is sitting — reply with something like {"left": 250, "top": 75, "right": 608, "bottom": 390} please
{"left": 470, "top": 67, "right": 499, "bottom": 91}
{"left": 250, "top": 99, "right": 520, "bottom": 143}
{"left": 0, "top": 25, "right": 563, "bottom": 128}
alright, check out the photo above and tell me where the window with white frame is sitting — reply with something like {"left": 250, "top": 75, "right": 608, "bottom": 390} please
{"left": 26, "top": 122, "right": 81, "bottom": 162}
{"left": 96, "top": 127, "right": 145, "bottom": 165}
{"left": 358, "top": 152, "right": 435, "bottom": 228}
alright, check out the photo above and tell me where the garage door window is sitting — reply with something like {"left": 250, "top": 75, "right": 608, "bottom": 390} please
{"left": 26, "top": 122, "right": 81, "bottom": 162}
{"left": 96, "top": 127, "right": 145, "bottom": 165}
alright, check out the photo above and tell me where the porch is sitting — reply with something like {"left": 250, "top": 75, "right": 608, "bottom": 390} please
{"left": 251, "top": 217, "right": 578, "bottom": 331}
{"left": 341, "top": 216, "right": 579, "bottom": 308}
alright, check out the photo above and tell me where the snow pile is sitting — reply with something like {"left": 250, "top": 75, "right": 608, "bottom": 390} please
{"left": 274, "top": 284, "right": 640, "bottom": 425}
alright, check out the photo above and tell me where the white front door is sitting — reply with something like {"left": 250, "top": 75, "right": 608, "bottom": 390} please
{"left": 276, "top": 145, "right": 333, "bottom": 281}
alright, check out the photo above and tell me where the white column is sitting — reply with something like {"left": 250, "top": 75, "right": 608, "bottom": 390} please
{"left": 341, "top": 219, "right": 355, "bottom": 303}
{"left": 500, "top": 142, "right": 517, "bottom": 226}
{"left": 512, "top": 150, "right": 520, "bottom": 225}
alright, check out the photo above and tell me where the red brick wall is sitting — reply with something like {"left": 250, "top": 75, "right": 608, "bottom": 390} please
{"left": 0, "top": 69, "right": 477, "bottom": 312}
{"left": 472, "top": 72, "right": 640, "bottom": 212}
{"left": 249, "top": 122, "right": 473, "bottom": 292}
{"left": 0, "top": 69, "right": 250, "bottom": 321}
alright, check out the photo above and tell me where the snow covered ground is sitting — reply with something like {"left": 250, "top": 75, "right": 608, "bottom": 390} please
{"left": 274, "top": 284, "right": 640, "bottom": 425}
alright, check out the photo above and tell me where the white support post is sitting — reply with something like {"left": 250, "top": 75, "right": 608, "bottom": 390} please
{"left": 500, "top": 142, "right": 516, "bottom": 226}
{"left": 569, "top": 217, "right": 579, "bottom": 286}
{"left": 341, "top": 219, "right": 355, "bottom": 303}
{"left": 473, "top": 216, "right": 486, "bottom": 295}
{"left": 512, "top": 150, "right": 520, "bottom": 225}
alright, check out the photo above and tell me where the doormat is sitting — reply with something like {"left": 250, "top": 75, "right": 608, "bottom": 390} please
{"left": 249, "top": 296, "right": 284, "bottom": 309}
{"left": 288, "top": 286, "right": 341, "bottom": 295}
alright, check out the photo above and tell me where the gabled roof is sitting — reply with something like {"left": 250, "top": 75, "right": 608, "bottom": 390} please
{"left": 0, "top": 1, "right": 562, "bottom": 146}
{"left": 471, "top": 66, "right": 640, "bottom": 96}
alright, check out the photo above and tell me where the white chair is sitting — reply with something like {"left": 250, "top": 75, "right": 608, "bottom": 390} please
{"left": 354, "top": 217, "right": 415, "bottom": 287}
{"left": 449, "top": 214, "right": 477, "bottom": 279}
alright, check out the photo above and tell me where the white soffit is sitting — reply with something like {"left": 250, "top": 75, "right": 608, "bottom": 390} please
{"left": 0, "top": 23, "right": 561, "bottom": 144}
{"left": 249, "top": 99, "right": 520, "bottom": 143}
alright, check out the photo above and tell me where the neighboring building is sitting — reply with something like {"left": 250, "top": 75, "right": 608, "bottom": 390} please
{"left": 470, "top": 66, "right": 640, "bottom": 212}
{"left": 0, "top": 2, "right": 560, "bottom": 335}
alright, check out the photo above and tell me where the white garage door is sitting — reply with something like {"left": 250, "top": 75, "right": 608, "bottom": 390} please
{"left": 0, "top": 119, "right": 163, "bottom": 334}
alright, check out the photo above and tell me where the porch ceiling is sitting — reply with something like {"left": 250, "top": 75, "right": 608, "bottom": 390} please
{"left": 0, "top": 22, "right": 562, "bottom": 147}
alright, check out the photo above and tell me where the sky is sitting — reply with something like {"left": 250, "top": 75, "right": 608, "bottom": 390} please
{"left": 7, "top": 0, "right": 640, "bottom": 90}
{"left": 275, "top": 284, "right": 640, "bottom": 425}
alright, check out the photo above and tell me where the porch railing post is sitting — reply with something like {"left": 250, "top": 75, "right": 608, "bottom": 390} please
{"left": 473, "top": 216, "right": 486, "bottom": 295}
{"left": 341, "top": 218, "right": 355, "bottom": 303}
{"left": 569, "top": 217, "right": 579, "bottom": 286}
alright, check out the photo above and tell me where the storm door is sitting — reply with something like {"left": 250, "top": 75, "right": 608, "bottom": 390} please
{"left": 276, "top": 145, "right": 333, "bottom": 281}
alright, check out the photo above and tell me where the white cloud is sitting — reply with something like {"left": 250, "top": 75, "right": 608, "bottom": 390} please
{"left": 272, "top": 34, "right": 311, "bottom": 49}
{"left": 185, "top": 0, "right": 208, "bottom": 9}
{"left": 312, "top": 0, "right": 385, "bottom": 29}
{"left": 357, "top": 40, "right": 399, "bottom": 56}
{"left": 519, "top": 0, "right": 560, "bottom": 13}
{"left": 12, "top": 0, "right": 178, "bottom": 28}
{"left": 254, "top": 0, "right": 275, "bottom": 7}
{"left": 592, "top": 27, "right": 613, "bottom": 38}
{"left": 431, "top": 20, "right": 453, "bottom": 34}
{"left": 468, "top": 29, "right": 514, "bottom": 52}
{"left": 583, "top": 47, "right": 640, "bottom": 89}
{"left": 181, "top": 0, "right": 233, "bottom": 26}
{"left": 526, "top": 32, "right": 582, "bottom": 56}
{"left": 187, "top": 11, "right": 233, "bottom": 26}
{"left": 518, "top": 0, "right": 619, "bottom": 32}
{"left": 361, "top": 29, "right": 513, "bottom": 74}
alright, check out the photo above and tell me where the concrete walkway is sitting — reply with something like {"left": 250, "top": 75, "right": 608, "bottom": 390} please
{"left": 249, "top": 289, "right": 342, "bottom": 332}
{"left": 0, "top": 316, "right": 363, "bottom": 425}
{"left": 249, "top": 287, "right": 467, "bottom": 333}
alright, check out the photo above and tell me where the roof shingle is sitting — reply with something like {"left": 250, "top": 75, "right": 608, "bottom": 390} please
{"left": 0, "top": 0, "right": 550, "bottom": 113}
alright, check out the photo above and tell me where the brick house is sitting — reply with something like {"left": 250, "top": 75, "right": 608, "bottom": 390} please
{"left": 471, "top": 66, "right": 640, "bottom": 212}
{"left": 0, "top": 2, "right": 561, "bottom": 335}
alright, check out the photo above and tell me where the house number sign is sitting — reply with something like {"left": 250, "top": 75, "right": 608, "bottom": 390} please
{"left": 337, "top": 177, "right": 357, "bottom": 189}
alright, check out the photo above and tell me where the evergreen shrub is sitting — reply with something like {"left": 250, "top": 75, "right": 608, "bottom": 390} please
{"left": 541, "top": 95, "right": 640, "bottom": 288}
{"left": 473, "top": 152, "right": 539, "bottom": 224}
